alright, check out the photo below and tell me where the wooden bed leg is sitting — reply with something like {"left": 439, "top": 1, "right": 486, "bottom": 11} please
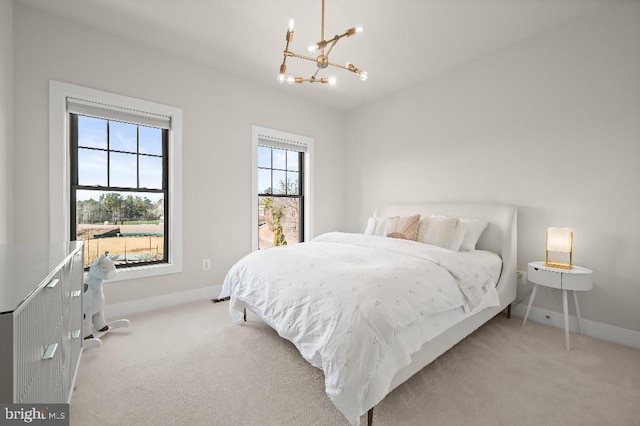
{"left": 243, "top": 308, "right": 247, "bottom": 322}
{"left": 507, "top": 304, "right": 512, "bottom": 319}
{"left": 367, "top": 407, "right": 374, "bottom": 426}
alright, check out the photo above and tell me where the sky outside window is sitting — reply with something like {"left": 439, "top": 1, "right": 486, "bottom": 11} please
{"left": 76, "top": 115, "right": 164, "bottom": 202}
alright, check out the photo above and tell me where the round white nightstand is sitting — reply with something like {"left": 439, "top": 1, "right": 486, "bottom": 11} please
{"left": 522, "top": 261, "right": 593, "bottom": 350}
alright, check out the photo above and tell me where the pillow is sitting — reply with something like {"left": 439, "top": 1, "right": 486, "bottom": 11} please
{"left": 364, "top": 217, "right": 388, "bottom": 236}
{"left": 430, "top": 215, "right": 489, "bottom": 251}
{"left": 419, "top": 216, "right": 459, "bottom": 249}
{"left": 364, "top": 217, "right": 377, "bottom": 235}
{"left": 384, "top": 215, "right": 420, "bottom": 240}
{"left": 457, "top": 217, "right": 489, "bottom": 251}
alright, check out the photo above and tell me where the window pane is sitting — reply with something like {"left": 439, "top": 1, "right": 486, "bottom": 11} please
{"left": 272, "top": 170, "right": 287, "bottom": 194}
{"left": 139, "top": 156, "right": 163, "bottom": 189}
{"left": 78, "top": 148, "right": 107, "bottom": 186}
{"left": 109, "top": 121, "right": 137, "bottom": 153}
{"left": 257, "top": 146, "right": 271, "bottom": 168}
{"left": 287, "top": 172, "right": 299, "bottom": 195}
{"left": 272, "top": 148, "right": 286, "bottom": 170}
{"left": 75, "top": 190, "right": 165, "bottom": 268}
{"left": 258, "top": 196, "right": 300, "bottom": 250}
{"left": 258, "top": 168, "right": 272, "bottom": 194}
{"left": 287, "top": 151, "right": 299, "bottom": 171}
{"left": 139, "top": 127, "right": 163, "bottom": 155}
{"left": 110, "top": 152, "right": 137, "bottom": 188}
{"left": 78, "top": 116, "right": 107, "bottom": 149}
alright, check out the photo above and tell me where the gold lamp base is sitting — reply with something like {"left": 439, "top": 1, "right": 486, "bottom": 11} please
{"left": 544, "top": 260, "right": 572, "bottom": 270}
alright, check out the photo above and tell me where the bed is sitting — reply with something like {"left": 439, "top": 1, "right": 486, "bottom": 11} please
{"left": 219, "top": 202, "right": 517, "bottom": 425}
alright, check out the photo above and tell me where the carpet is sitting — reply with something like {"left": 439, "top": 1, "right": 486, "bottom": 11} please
{"left": 70, "top": 299, "right": 640, "bottom": 425}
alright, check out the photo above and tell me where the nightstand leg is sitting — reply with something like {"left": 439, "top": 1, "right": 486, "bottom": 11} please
{"left": 522, "top": 285, "right": 538, "bottom": 326}
{"left": 563, "top": 290, "right": 570, "bottom": 350}
{"left": 572, "top": 291, "right": 584, "bottom": 335}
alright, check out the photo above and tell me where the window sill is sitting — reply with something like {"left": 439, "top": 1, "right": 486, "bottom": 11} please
{"left": 85, "top": 262, "right": 182, "bottom": 283}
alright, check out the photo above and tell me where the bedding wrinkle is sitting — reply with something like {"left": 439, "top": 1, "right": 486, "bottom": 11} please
{"left": 220, "top": 232, "right": 501, "bottom": 425}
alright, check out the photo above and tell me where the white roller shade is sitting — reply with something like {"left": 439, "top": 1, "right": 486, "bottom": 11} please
{"left": 66, "top": 97, "right": 171, "bottom": 129}
{"left": 258, "top": 135, "right": 307, "bottom": 152}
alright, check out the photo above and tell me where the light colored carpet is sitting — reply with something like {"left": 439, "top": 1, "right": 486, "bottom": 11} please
{"left": 70, "top": 299, "right": 640, "bottom": 426}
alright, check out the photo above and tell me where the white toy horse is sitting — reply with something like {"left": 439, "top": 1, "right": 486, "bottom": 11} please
{"left": 83, "top": 252, "right": 130, "bottom": 349}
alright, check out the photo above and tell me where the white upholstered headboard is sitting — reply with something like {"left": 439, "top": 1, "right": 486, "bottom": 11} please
{"left": 373, "top": 202, "right": 517, "bottom": 308}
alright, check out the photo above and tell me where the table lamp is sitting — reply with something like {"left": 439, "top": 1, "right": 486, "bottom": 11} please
{"left": 545, "top": 227, "right": 573, "bottom": 269}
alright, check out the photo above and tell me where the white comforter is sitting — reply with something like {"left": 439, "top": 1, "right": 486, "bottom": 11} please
{"left": 220, "top": 232, "right": 499, "bottom": 425}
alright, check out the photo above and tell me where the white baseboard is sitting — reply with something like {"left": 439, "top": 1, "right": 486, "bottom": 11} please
{"left": 512, "top": 303, "right": 640, "bottom": 349}
{"left": 103, "top": 284, "right": 222, "bottom": 320}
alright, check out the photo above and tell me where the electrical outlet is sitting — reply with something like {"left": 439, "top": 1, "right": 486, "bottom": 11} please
{"left": 517, "top": 270, "right": 527, "bottom": 285}
{"left": 202, "top": 259, "right": 211, "bottom": 270}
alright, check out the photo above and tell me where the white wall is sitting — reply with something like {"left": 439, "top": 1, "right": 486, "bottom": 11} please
{"left": 345, "top": 4, "right": 640, "bottom": 332}
{"left": 13, "top": 3, "right": 346, "bottom": 304}
{"left": 0, "top": 0, "right": 13, "bottom": 244}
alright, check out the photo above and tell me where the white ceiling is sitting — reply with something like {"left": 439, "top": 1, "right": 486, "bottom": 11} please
{"left": 18, "top": 0, "right": 609, "bottom": 111}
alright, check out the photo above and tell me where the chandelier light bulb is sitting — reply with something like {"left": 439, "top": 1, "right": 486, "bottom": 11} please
{"left": 278, "top": 74, "right": 286, "bottom": 83}
{"left": 288, "top": 19, "right": 295, "bottom": 31}
{"left": 286, "top": 76, "right": 295, "bottom": 84}
{"left": 329, "top": 77, "right": 337, "bottom": 85}
{"left": 307, "top": 44, "right": 318, "bottom": 53}
{"left": 359, "top": 70, "right": 368, "bottom": 81}
{"left": 355, "top": 26, "right": 363, "bottom": 34}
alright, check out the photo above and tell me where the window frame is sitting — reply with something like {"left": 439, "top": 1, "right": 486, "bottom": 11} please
{"left": 69, "top": 113, "right": 169, "bottom": 269}
{"left": 49, "top": 80, "right": 183, "bottom": 281}
{"left": 257, "top": 146, "right": 304, "bottom": 247}
{"left": 251, "top": 125, "right": 313, "bottom": 251}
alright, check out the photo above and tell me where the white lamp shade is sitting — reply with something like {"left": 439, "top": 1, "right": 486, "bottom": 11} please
{"left": 547, "top": 227, "right": 572, "bottom": 252}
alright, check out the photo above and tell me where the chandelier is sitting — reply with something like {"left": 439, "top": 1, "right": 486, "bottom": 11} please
{"left": 278, "top": 0, "right": 368, "bottom": 85}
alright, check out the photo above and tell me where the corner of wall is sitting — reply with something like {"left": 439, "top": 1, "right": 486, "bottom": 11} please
{"left": 0, "top": 0, "right": 14, "bottom": 244}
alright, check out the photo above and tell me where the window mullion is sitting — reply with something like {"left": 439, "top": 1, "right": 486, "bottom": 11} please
{"left": 106, "top": 121, "right": 111, "bottom": 187}
{"left": 136, "top": 126, "right": 140, "bottom": 189}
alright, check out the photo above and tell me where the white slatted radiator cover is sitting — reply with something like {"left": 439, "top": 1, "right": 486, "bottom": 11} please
{"left": 1, "top": 242, "right": 84, "bottom": 404}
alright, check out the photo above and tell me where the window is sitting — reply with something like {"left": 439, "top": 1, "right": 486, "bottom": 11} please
{"left": 252, "top": 126, "right": 313, "bottom": 251}
{"left": 257, "top": 145, "right": 303, "bottom": 249}
{"left": 50, "top": 81, "right": 183, "bottom": 280}
{"left": 70, "top": 114, "right": 168, "bottom": 269}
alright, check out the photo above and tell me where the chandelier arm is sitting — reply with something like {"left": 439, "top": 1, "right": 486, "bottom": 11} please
{"left": 323, "top": 38, "right": 340, "bottom": 58}
{"left": 291, "top": 77, "right": 331, "bottom": 84}
{"left": 326, "top": 61, "right": 350, "bottom": 71}
{"left": 287, "top": 51, "right": 321, "bottom": 63}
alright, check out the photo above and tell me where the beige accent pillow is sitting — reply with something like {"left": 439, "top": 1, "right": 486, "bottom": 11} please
{"left": 438, "top": 215, "right": 489, "bottom": 251}
{"left": 384, "top": 214, "right": 420, "bottom": 240}
{"left": 419, "top": 216, "right": 460, "bottom": 249}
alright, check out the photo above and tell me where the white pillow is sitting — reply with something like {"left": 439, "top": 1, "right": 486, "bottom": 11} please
{"left": 457, "top": 217, "right": 488, "bottom": 251}
{"left": 364, "top": 217, "right": 388, "bottom": 236}
{"left": 419, "top": 216, "right": 460, "bottom": 249}
{"left": 426, "top": 215, "right": 488, "bottom": 251}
